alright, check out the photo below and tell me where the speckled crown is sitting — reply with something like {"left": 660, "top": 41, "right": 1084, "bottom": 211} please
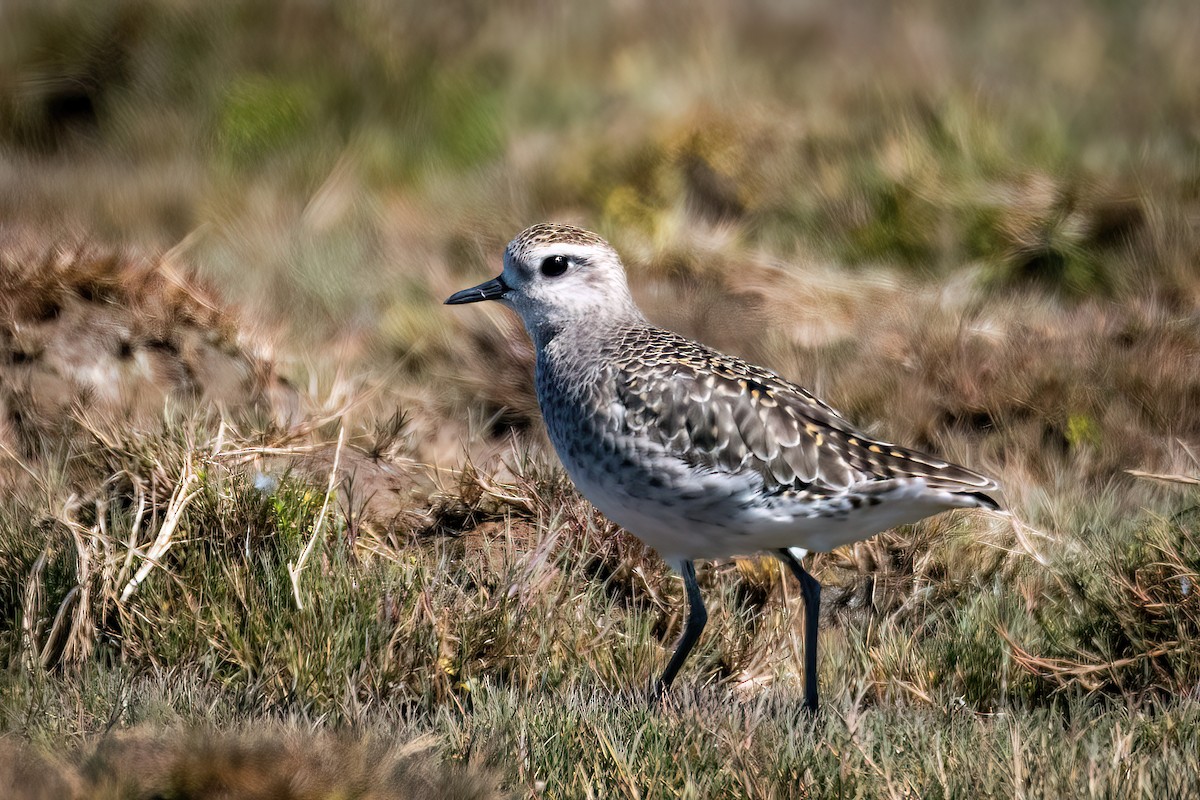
{"left": 507, "top": 223, "right": 612, "bottom": 261}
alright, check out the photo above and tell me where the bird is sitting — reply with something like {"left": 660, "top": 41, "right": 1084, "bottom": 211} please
{"left": 445, "top": 222, "right": 999, "bottom": 710}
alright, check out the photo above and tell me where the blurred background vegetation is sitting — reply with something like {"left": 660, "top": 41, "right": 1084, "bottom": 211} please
{"left": 3, "top": 0, "right": 1197, "bottom": 317}
{"left": 2, "top": 1, "right": 1200, "bottom": 797}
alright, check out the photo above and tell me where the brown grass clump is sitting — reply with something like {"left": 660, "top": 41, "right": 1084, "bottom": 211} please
{"left": 0, "top": 728, "right": 501, "bottom": 800}
{"left": 807, "top": 287, "right": 1200, "bottom": 502}
{"left": 0, "top": 737, "right": 81, "bottom": 800}
{"left": 0, "top": 229, "right": 298, "bottom": 467}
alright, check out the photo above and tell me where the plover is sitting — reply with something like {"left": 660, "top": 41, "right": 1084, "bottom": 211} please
{"left": 446, "top": 223, "right": 999, "bottom": 710}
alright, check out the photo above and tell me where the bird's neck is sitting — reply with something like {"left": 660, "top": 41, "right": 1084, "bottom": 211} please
{"left": 526, "top": 304, "right": 645, "bottom": 354}
{"left": 532, "top": 312, "right": 642, "bottom": 398}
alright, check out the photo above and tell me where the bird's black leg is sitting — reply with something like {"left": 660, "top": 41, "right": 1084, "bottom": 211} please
{"left": 777, "top": 548, "right": 822, "bottom": 712}
{"left": 652, "top": 559, "right": 708, "bottom": 701}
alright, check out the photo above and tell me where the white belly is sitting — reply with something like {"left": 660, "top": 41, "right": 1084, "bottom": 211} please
{"left": 560, "top": 453, "right": 959, "bottom": 562}
{"left": 539, "top": 370, "right": 980, "bottom": 563}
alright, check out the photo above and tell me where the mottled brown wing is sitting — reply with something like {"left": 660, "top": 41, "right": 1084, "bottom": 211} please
{"left": 611, "top": 329, "right": 998, "bottom": 494}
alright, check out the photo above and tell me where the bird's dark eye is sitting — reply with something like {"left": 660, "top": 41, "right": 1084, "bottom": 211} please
{"left": 540, "top": 255, "right": 570, "bottom": 277}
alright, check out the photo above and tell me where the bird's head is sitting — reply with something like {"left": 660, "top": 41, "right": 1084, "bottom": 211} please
{"left": 445, "top": 223, "right": 642, "bottom": 340}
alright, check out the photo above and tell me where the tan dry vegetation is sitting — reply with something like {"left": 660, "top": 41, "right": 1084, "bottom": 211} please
{"left": 0, "top": 727, "right": 500, "bottom": 800}
{"left": 0, "top": 231, "right": 296, "bottom": 460}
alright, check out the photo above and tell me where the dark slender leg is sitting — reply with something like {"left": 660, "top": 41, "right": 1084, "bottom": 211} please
{"left": 651, "top": 559, "right": 708, "bottom": 701}
{"left": 777, "top": 549, "right": 822, "bottom": 712}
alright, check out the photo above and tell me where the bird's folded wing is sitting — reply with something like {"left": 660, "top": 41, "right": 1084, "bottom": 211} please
{"left": 612, "top": 335, "right": 997, "bottom": 496}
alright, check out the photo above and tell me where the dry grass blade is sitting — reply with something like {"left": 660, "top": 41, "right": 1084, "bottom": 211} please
{"left": 114, "top": 488, "right": 147, "bottom": 596}
{"left": 19, "top": 549, "right": 47, "bottom": 670}
{"left": 1006, "top": 513, "right": 1053, "bottom": 567}
{"left": 40, "top": 586, "right": 81, "bottom": 668}
{"left": 119, "top": 461, "right": 201, "bottom": 603}
{"left": 1125, "top": 469, "right": 1200, "bottom": 487}
{"left": 212, "top": 443, "right": 330, "bottom": 461}
{"left": 288, "top": 424, "right": 345, "bottom": 610}
{"left": 1000, "top": 629, "right": 1180, "bottom": 692}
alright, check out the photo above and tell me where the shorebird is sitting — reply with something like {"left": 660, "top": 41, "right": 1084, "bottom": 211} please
{"left": 446, "top": 223, "right": 999, "bottom": 710}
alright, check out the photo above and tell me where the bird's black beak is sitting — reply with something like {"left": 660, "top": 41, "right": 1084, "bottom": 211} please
{"left": 444, "top": 274, "right": 510, "bottom": 305}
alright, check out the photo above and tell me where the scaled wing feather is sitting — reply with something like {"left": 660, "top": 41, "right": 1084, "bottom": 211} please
{"left": 609, "top": 327, "right": 998, "bottom": 496}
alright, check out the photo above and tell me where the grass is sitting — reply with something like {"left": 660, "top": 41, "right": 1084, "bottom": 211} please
{"left": 2, "top": 411, "right": 1198, "bottom": 796}
{"left": 2, "top": 0, "right": 1200, "bottom": 797}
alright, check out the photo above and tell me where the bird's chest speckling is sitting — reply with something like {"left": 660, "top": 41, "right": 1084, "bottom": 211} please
{"left": 534, "top": 342, "right": 738, "bottom": 519}
{"left": 535, "top": 350, "right": 623, "bottom": 478}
